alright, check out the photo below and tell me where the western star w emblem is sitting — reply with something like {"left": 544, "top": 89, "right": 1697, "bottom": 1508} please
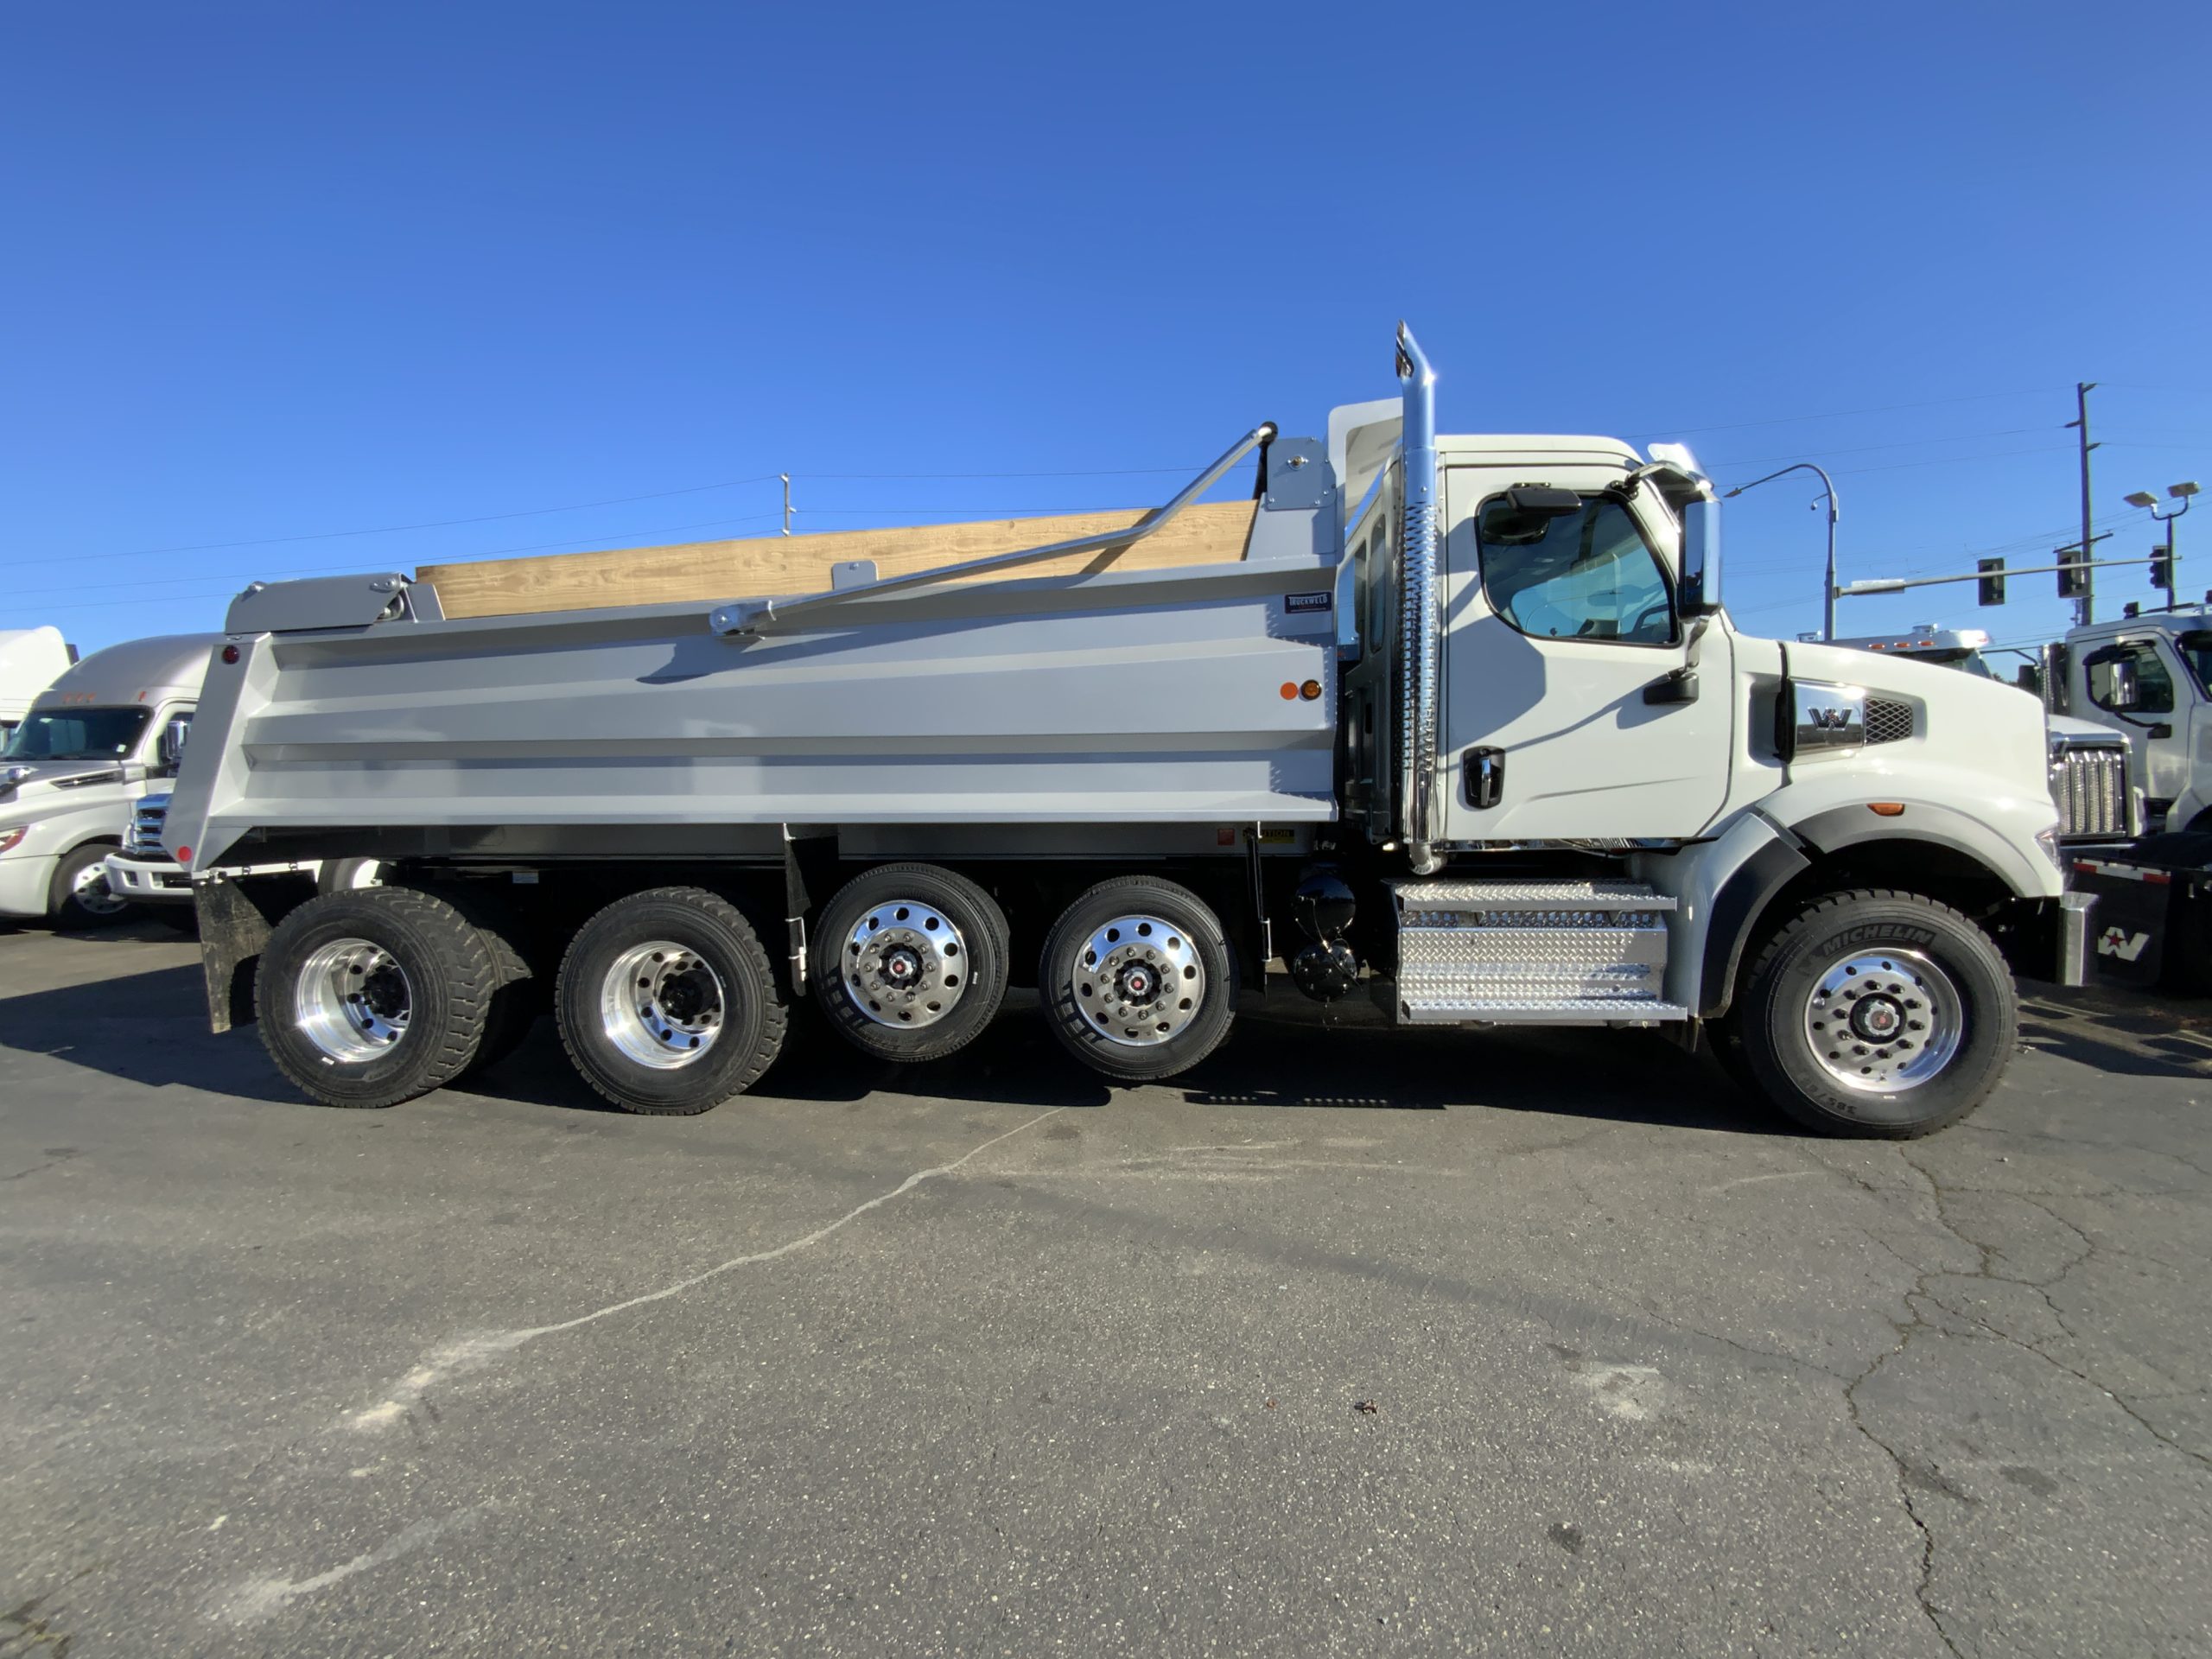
{"left": 1807, "top": 707, "right": 1854, "bottom": 730}
{"left": 2097, "top": 927, "right": 2151, "bottom": 963}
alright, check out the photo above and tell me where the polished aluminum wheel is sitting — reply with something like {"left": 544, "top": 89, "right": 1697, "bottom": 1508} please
{"left": 296, "top": 937, "right": 413, "bottom": 1063}
{"left": 1802, "top": 948, "right": 1962, "bottom": 1094}
{"left": 600, "top": 941, "right": 724, "bottom": 1069}
{"left": 72, "top": 859, "right": 130, "bottom": 918}
{"left": 1070, "top": 914, "right": 1205, "bottom": 1046}
{"left": 842, "top": 899, "right": 969, "bottom": 1028}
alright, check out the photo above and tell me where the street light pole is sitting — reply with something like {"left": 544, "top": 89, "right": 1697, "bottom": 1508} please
{"left": 2126, "top": 482, "right": 2200, "bottom": 612}
{"left": 1724, "top": 462, "right": 1841, "bottom": 639}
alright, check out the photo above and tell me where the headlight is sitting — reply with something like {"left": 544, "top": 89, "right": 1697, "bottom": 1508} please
{"left": 2034, "top": 827, "right": 2061, "bottom": 870}
{"left": 0, "top": 825, "right": 28, "bottom": 855}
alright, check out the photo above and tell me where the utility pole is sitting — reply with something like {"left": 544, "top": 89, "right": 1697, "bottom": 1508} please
{"left": 2064, "top": 383, "right": 2099, "bottom": 626}
{"left": 780, "top": 474, "right": 793, "bottom": 537}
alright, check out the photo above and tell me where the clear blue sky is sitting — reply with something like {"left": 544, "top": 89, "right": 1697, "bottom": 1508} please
{"left": 3, "top": 2, "right": 2205, "bottom": 658}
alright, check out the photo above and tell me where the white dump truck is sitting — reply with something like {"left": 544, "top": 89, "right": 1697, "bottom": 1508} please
{"left": 0, "top": 634, "right": 209, "bottom": 928}
{"left": 165, "top": 326, "right": 2088, "bottom": 1138}
{"left": 0, "top": 626, "right": 73, "bottom": 745}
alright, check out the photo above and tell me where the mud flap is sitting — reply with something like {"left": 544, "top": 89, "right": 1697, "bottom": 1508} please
{"left": 2069, "top": 857, "right": 2173, "bottom": 988}
{"left": 193, "top": 875, "right": 313, "bottom": 1031}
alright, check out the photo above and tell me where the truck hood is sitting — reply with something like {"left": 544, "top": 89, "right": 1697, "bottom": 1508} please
{"left": 0, "top": 759, "right": 134, "bottom": 810}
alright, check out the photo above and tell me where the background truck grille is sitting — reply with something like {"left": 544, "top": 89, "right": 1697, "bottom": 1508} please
{"left": 124, "top": 795, "right": 171, "bottom": 861}
{"left": 1864, "top": 697, "right": 1915, "bottom": 744}
{"left": 2049, "top": 744, "right": 2128, "bottom": 841}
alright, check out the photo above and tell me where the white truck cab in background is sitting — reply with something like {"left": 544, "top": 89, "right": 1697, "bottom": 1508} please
{"left": 0, "top": 634, "right": 213, "bottom": 928}
{"left": 0, "top": 626, "right": 73, "bottom": 746}
{"left": 2043, "top": 607, "right": 2212, "bottom": 836}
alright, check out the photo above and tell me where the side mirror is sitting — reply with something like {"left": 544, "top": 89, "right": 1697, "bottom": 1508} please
{"left": 2090, "top": 652, "right": 2141, "bottom": 713}
{"left": 2014, "top": 664, "right": 2043, "bottom": 697}
{"left": 158, "top": 717, "right": 191, "bottom": 770}
{"left": 1679, "top": 497, "right": 1721, "bottom": 616}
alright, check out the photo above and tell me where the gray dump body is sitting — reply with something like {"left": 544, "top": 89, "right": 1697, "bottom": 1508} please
{"left": 168, "top": 456, "right": 1348, "bottom": 872}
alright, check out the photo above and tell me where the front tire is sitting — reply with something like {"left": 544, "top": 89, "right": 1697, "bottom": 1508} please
{"left": 49, "top": 843, "right": 133, "bottom": 931}
{"left": 1039, "top": 877, "right": 1236, "bottom": 1084}
{"left": 810, "top": 863, "right": 1010, "bottom": 1063}
{"left": 257, "top": 888, "right": 497, "bottom": 1108}
{"left": 1726, "top": 888, "right": 2016, "bottom": 1139}
{"left": 556, "top": 887, "right": 786, "bottom": 1115}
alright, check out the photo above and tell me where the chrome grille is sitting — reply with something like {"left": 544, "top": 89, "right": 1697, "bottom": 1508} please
{"left": 1865, "top": 698, "right": 1915, "bottom": 745}
{"left": 125, "top": 794, "right": 171, "bottom": 860}
{"left": 2048, "top": 743, "right": 2129, "bottom": 842}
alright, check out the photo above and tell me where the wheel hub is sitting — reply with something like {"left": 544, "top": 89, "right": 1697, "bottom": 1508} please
{"left": 844, "top": 902, "right": 968, "bottom": 1029}
{"left": 296, "top": 937, "right": 414, "bottom": 1063}
{"left": 1802, "top": 949, "right": 1963, "bottom": 1095}
{"left": 601, "top": 941, "right": 725, "bottom": 1069}
{"left": 72, "top": 860, "right": 128, "bottom": 917}
{"left": 1072, "top": 915, "right": 1206, "bottom": 1047}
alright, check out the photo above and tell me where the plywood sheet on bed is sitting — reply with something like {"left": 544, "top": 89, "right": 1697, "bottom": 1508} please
{"left": 418, "top": 500, "right": 1259, "bottom": 620}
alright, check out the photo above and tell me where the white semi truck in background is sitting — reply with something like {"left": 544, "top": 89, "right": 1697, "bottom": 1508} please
{"left": 163, "top": 325, "right": 2091, "bottom": 1139}
{"left": 0, "top": 635, "right": 207, "bottom": 929}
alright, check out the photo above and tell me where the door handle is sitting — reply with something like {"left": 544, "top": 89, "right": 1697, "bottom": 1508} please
{"left": 1643, "top": 667, "right": 1700, "bottom": 705}
{"left": 1465, "top": 747, "right": 1505, "bottom": 810}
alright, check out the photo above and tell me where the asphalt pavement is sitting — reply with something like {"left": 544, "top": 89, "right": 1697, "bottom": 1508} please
{"left": 2, "top": 922, "right": 2208, "bottom": 1657}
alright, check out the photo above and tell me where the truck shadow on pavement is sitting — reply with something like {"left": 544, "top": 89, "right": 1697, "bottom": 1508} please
{"left": 2017, "top": 982, "right": 2212, "bottom": 1080}
{"left": 0, "top": 962, "right": 1779, "bottom": 1133}
{"left": 0, "top": 962, "right": 305, "bottom": 1104}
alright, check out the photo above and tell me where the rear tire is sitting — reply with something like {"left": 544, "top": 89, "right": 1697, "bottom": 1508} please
{"left": 1039, "top": 876, "right": 1235, "bottom": 1084}
{"left": 257, "top": 887, "right": 497, "bottom": 1109}
{"left": 810, "top": 863, "right": 1010, "bottom": 1063}
{"left": 1725, "top": 888, "right": 2015, "bottom": 1139}
{"left": 49, "top": 843, "right": 133, "bottom": 931}
{"left": 556, "top": 887, "right": 786, "bottom": 1115}
{"left": 438, "top": 887, "right": 541, "bottom": 1078}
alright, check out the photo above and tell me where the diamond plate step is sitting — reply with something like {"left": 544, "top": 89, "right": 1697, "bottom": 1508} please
{"left": 1391, "top": 877, "right": 1685, "bottom": 1026}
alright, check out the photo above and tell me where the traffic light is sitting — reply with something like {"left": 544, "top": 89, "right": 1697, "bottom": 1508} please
{"left": 1978, "top": 557, "right": 2005, "bottom": 607}
{"left": 2057, "top": 547, "right": 2090, "bottom": 600}
{"left": 2151, "top": 543, "right": 2173, "bottom": 593}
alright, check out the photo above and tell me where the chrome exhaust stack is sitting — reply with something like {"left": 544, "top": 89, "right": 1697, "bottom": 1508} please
{"left": 1395, "top": 322, "right": 1444, "bottom": 876}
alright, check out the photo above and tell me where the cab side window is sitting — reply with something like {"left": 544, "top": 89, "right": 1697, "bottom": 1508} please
{"left": 2087, "top": 642, "right": 2175, "bottom": 715}
{"left": 1476, "top": 496, "right": 1675, "bottom": 645}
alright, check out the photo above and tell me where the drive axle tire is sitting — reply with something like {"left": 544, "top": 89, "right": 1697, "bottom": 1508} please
{"left": 49, "top": 843, "right": 133, "bottom": 931}
{"left": 556, "top": 887, "right": 786, "bottom": 1115}
{"left": 810, "top": 863, "right": 1010, "bottom": 1063}
{"left": 257, "top": 887, "right": 498, "bottom": 1109}
{"left": 1725, "top": 888, "right": 2016, "bottom": 1139}
{"left": 1039, "top": 877, "right": 1236, "bottom": 1084}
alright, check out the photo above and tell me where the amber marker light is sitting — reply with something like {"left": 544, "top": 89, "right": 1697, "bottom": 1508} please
{"left": 1299, "top": 680, "right": 1322, "bottom": 700}
{"left": 1279, "top": 682, "right": 1298, "bottom": 700}
{"left": 1868, "top": 804, "right": 1906, "bottom": 817}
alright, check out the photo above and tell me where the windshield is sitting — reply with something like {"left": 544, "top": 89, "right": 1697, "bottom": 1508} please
{"left": 2, "top": 706, "right": 152, "bottom": 762}
{"left": 2177, "top": 632, "right": 2212, "bottom": 697}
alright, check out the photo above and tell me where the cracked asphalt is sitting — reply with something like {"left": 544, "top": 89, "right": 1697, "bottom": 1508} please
{"left": 3, "top": 925, "right": 2208, "bottom": 1657}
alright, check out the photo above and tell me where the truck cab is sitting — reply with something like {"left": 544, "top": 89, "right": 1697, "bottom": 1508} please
{"left": 0, "top": 635, "right": 213, "bottom": 928}
{"left": 2049, "top": 607, "right": 2212, "bottom": 836}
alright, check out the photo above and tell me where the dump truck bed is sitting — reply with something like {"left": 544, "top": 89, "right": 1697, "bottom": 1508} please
{"left": 172, "top": 477, "right": 1344, "bottom": 872}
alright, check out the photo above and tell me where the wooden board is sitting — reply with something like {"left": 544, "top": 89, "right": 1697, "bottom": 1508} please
{"left": 419, "top": 500, "right": 1259, "bottom": 621}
